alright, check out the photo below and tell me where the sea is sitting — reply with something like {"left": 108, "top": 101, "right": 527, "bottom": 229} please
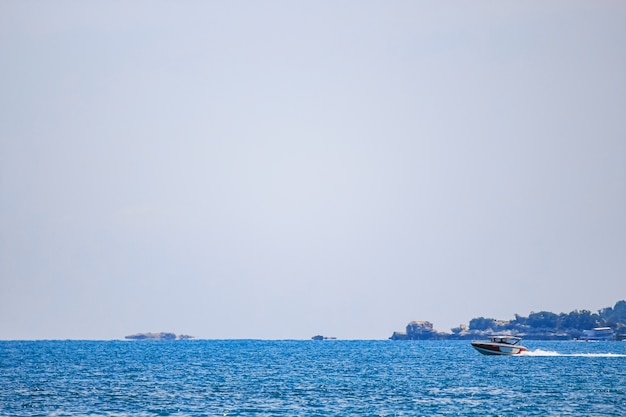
{"left": 1, "top": 340, "right": 625, "bottom": 416}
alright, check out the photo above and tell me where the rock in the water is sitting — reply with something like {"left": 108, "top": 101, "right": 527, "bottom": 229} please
{"left": 125, "top": 332, "right": 192, "bottom": 340}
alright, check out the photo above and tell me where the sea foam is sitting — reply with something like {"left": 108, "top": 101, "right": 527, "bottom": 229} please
{"left": 522, "top": 349, "right": 626, "bottom": 357}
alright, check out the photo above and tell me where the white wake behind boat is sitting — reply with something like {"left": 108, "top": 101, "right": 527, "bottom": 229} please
{"left": 471, "top": 336, "right": 528, "bottom": 355}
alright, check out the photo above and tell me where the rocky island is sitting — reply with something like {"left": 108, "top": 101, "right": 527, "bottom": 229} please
{"left": 390, "top": 300, "right": 626, "bottom": 341}
{"left": 311, "top": 335, "right": 337, "bottom": 340}
{"left": 125, "top": 332, "right": 194, "bottom": 341}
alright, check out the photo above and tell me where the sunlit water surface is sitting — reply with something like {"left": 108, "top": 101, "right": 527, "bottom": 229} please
{"left": 1, "top": 340, "right": 625, "bottom": 416}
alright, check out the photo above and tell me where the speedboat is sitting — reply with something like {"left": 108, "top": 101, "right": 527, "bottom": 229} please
{"left": 471, "top": 336, "right": 528, "bottom": 355}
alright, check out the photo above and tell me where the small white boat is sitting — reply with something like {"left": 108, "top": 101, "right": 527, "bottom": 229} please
{"left": 471, "top": 336, "right": 528, "bottom": 355}
{"left": 580, "top": 327, "right": 614, "bottom": 341}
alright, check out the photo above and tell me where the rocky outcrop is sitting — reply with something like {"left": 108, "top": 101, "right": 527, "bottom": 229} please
{"left": 311, "top": 335, "right": 337, "bottom": 340}
{"left": 390, "top": 321, "right": 448, "bottom": 340}
{"left": 125, "top": 332, "right": 194, "bottom": 340}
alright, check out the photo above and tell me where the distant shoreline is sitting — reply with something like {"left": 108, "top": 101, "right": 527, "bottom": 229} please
{"left": 390, "top": 300, "right": 626, "bottom": 341}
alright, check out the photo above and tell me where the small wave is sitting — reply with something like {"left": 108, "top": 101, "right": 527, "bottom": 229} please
{"left": 522, "top": 349, "right": 626, "bottom": 357}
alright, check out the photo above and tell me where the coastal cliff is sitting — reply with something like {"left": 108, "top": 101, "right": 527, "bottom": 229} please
{"left": 391, "top": 300, "right": 626, "bottom": 341}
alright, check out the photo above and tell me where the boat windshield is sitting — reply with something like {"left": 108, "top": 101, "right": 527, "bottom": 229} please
{"left": 490, "top": 336, "right": 521, "bottom": 345}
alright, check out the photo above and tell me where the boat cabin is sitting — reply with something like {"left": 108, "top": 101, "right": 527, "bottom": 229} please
{"left": 489, "top": 336, "right": 522, "bottom": 345}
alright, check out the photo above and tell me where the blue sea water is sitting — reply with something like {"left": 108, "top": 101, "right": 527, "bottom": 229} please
{"left": 1, "top": 340, "right": 625, "bottom": 416}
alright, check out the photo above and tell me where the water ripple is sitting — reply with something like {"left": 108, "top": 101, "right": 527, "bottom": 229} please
{"left": 1, "top": 340, "right": 625, "bottom": 416}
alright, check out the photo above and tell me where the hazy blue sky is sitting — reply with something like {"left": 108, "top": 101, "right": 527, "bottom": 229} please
{"left": 1, "top": 1, "right": 625, "bottom": 340}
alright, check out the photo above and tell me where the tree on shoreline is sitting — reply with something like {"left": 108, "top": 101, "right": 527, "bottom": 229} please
{"left": 467, "top": 300, "right": 626, "bottom": 335}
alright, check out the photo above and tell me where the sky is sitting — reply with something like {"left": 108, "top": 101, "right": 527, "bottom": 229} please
{"left": 1, "top": 1, "right": 626, "bottom": 340}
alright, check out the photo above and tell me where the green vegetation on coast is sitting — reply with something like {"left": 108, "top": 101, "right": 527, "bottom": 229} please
{"left": 391, "top": 300, "right": 626, "bottom": 340}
